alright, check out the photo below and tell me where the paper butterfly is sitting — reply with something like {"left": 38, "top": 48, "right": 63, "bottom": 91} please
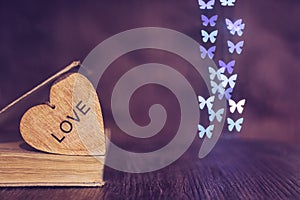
{"left": 211, "top": 81, "right": 225, "bottom": 95}
{"left": 218, "top": 87, "right": 233, "bottom": 100}
{"left": 201, "top": 15, "right": 218, "bottom": 27}
{"left": 228, "top": 99, "right": 246, "bottom": 114}
{"left": 208, "top": 67, "right": 225, "bottom": 80}
{"left": 209, "top": 108, "right": 225, "bottom": 122}
{"left": 227, "top": 117, "right": 244, "bottom": 132}
{"left": 198, "top": 95, "right": 215, "bottom": 110}
{"left": 201, "top": 30, "right": 218, "bottom": 43}
{"left": 220, "top": 74, "right": 238, "bottom": 88}
{"left": 198, "top": 0, "right": 215, "bottom": 9}
{"left": 198, "top": 124, "right": 214, "bottom": 139}
{"left": 220, "top": 0, "right": 236, "bottom": 7}
{"left": 218, "top": 60, "right": 235, "bottom": 74}
{"left": 199, "top": 45, "right": 216, "bottom": 59}
{"left": 225, "top": 18, "right": 245, "bottom": 36}
{"left": 227, "top": 40, "right": 244, "bottom": 54}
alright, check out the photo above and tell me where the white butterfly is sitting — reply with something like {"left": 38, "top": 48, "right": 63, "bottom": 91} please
{"left": 209, "top": 108, "right": 225, "bottom": 122}
{"left": 220, "top": 74, "right": 238, "bottom": 88}
{"left": 198, "top": 124, "right": 214, "bottom": 139}
{"left": 198, "top": 95, "right": 215, "bottom": 110}
{"left": 199, "top": 45, "right": 216, "bottom": 59}
{"left": 227, "top": 117, "right": 244, "bottom": 132}
{"left": 220, "top": 0, "right": 236, "bottom": 7}
{"left": 228, "top": 99, "right": 246, "bottom": 114}
{"left": 210, "top": 81, "right": 225, "bottom": 95}
{"left": 225, "top": 18, "right": 245, "bottom": 36}
{"left": 208, "top": 67, "right": 225, "bottom": 80}
{"left": 227, "top": 40, "right": 244, "bottom": 54}
{"left": 201, "top": 30, "right": 218, "bottom": 43}
{"left": 198, "top": 0, "right": 215, "bottom": 9}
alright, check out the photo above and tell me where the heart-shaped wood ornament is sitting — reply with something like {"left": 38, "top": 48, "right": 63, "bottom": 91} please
{"left": 20, "top": 73, "right": 106, "bottom": 155}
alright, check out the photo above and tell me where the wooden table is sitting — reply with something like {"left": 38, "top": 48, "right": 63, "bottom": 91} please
{"left": 0, "top": 138, "right": 299, "bottom": 200}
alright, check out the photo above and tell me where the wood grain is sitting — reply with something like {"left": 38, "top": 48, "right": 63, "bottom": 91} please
{"left": 0, "top": 138, "right": 299, "bottom": 199}
{"left": 0, "top": 61, "right": 80, "bottom": 132}
{"left": 20, "top": 73, "right": 106, "bottom": 156}
{"left": 0, "top": 61, "right": 80, "bottom": 115}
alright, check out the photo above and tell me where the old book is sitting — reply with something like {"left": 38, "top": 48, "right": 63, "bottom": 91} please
{"left": 0, "top": 61, "right": 106, "bottom": 187}
{"left": 0, "top": 140, "right": 105, "bottom": 187}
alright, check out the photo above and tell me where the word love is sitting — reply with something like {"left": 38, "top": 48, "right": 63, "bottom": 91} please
{"left": 20, "top": 73, "right": 106, "bottom": 155}
{"left": 51, "top": 100, "right": 90, "bottom": 143}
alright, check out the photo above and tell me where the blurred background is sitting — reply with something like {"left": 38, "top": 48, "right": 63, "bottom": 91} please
{"left": 0, "top": 0, "right": 299, "bottom": 147}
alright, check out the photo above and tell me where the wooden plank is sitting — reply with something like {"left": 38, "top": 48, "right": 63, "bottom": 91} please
{"left": 1, "top": 139, "right": 298, "bottom": 199}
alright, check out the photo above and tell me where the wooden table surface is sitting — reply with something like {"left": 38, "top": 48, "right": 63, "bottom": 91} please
{"left": 0, "top": 138, "right": 299, "bottom": 200}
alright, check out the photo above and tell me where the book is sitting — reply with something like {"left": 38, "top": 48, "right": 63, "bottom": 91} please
{"left": 0, "top": 139, "right": 105, "bottom": 187}
{"left": 0, "top": 61, "right": 106, "bottom": 187}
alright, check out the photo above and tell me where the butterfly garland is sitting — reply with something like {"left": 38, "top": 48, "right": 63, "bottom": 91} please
{"left": 196, "top": 0, "right": 247, "bottom": 139}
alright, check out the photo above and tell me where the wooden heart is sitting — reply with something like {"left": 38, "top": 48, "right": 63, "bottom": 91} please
{"left": 20, "top": 73, "right": 106, "bottom": 155}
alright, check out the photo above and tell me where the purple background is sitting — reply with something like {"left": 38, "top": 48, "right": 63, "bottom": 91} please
{"left": 0, "top": 0, "right": 299, "bottom": 143}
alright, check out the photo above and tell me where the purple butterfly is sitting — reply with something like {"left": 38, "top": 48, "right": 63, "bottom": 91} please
{"left": 199, "top": 45, "right": 216, "bottom": 59}
{"left": 218, "top": 87, "right": 233, "bottom": 100}
{"left": 201, "top": 15, "right": 218, "bottom": 27}
{"left": 218, "top": 60, "right": 235, "bottom": 74}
